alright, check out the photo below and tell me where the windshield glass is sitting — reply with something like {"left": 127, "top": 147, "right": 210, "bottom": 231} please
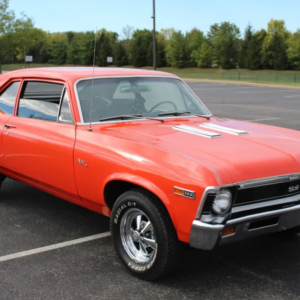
{"left": 76, "top": 77, "right": 211, "bottom": 122}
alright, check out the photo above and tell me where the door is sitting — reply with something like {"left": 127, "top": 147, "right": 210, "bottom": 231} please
{"left": 0, "top": 81, "right": 21, "bottom": 166}
{"left": 2, "top": 80, "right": 79, "bottom": 198}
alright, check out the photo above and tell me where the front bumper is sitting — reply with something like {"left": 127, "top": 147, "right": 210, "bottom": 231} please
{"left": 190, "top": 203, "right": 300, "bottom": 250}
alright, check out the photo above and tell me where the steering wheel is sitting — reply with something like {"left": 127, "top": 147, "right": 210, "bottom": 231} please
{"left": 148, "top": 101, "right": 177, "bottom": 113}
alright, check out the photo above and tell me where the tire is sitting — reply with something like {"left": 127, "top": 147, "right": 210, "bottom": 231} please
{"left": 110, "top": 188, "right": 181, "bottom": 281}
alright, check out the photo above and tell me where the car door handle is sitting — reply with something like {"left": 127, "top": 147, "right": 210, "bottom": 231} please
{"left": 4, "top": 124, "right": 16, "bottom": 129}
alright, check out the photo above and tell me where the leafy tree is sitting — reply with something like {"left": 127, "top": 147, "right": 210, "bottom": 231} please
{"left": 97, "top": 29, "right": 117, "bottom": 66}
{"left": 48, "top": 34, "right": 68, "bottom": 64}
{"left": 128, "top": 29, "right": 153, "bottom": 67}
{"left": 0, "top": 0, "right": 15, "bottom": 73}
{"left": 26, "top": 29, "right": 48, "bottom": 63}
{"left": 239, "top": 25, "right": 265, "bottom": 70}
{"left": 113, "top": 41, "right": 128, "bottom": 66}
{"left": 194, "top": 39, "right": 213, "bottom": 68}
{"left": 287, "top": 30, "right": 300, "bottom": 70}
{"left": 208, "top": 22, "right": 240, "bottom": 69}
{"left": 186, "top": 28, "right": 204, "bottom": 66}
{"left": 160, "top": 28, "right": 174, "bottom": 41}
{"left": 156, "top": 33, "right": 167, "bottom": 67}
{"left": 67, "top": 32, "right": 85, "bottom": 64}
{"left": 166, "top": 30, "right": 188, "bottom": 68}
{"left": 14, "top": 13, "right": 36, "bottom": 62}
{"left": 262, "top": 19, "right": 290, "bottom": 70}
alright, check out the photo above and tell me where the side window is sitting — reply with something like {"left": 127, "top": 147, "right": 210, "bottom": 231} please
{"left": 0, "top": 81, "right": 20, "bottom": 115}
{"left": 18, "top": 81, "right": 64, "bottom": 122}
{"left": 58, "top": 90, "right": 73, "bottom": 123}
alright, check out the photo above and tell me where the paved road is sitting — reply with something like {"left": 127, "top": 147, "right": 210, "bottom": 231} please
{"left": 188, "top": 82, "right": 300, "bottom": 131}
{"left": 0, "top": 82, "right": 300, "bottom": 300}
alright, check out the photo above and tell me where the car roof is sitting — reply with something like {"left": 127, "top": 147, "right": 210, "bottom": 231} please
{"left": 0, "top": 67, "right": 178, "bottom": 85}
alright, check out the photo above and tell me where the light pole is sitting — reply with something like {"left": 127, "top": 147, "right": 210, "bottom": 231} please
{"left": 151, "top": 0, "right": 156, "bottom": 70}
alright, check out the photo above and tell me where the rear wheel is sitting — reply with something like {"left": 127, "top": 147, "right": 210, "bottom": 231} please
{"left": 110, "top": 189, "right": 181, "bottom": 281}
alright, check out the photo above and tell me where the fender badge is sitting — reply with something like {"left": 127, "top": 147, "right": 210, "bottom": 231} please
{"left": 174, "top": 186, "right": 195, "bottom": 199}
{"left": 78, "top": 158, "right": 87, "bottom": 167}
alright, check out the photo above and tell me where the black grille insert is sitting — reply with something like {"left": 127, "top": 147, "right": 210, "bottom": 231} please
{"left": 234, "top": 180, "right": 300, "bottom": 206}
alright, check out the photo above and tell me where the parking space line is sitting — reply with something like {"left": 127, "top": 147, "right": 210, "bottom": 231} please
{"left": 245, "top": 117, "right": 280, "bottom": 122}
{"left": 236, "top": 90, "right": 291, "bottom": 94}
{"left": 0, "top": 232, "right": 111, "bottom": 263}
{"left": 284, "top": 95, "right": 300, "bottom": 98}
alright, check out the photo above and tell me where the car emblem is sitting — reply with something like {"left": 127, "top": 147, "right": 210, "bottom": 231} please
{"left": 288, "top": 185, "right": 299, "bottom": 192}
{"left": 78, "top": 158, "right": 87, "bottom": 167}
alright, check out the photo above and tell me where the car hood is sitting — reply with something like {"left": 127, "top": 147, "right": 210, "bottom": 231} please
{"left": 100, "top": 117, "right": 300, "bottom": 185}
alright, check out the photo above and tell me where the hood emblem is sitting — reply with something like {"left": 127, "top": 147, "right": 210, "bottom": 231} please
{"left": 200, "top": 123, "right": 248, "bottom": 135}
{"left": 173, "top": 125, "right": 221, "bottom": 138}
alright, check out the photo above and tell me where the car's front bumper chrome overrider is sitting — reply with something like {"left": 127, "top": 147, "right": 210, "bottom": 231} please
{"left": 190, "top": 203, "right": 300, "bottom": 250}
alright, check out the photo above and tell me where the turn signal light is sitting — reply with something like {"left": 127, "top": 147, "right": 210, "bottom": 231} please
{"left": 174, "top": 188, "right": 184, "bottom": 195}
{"left": 222, "top": 227, "right": 236, "bottom": 237}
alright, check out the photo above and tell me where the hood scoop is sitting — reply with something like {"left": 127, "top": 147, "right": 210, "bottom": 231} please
{"left": 173, "top": 125, "right": 222, "bottom": 138}
{"left": 200, "top": 123, "right": 248, "bottom": 135}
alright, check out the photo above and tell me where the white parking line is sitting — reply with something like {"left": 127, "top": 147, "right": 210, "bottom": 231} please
{"left": 0, "top": 232, "right": 111, "bottom": 263}
{"left": 284, "top": 95, "right": 300, "bottom": 98}
{"left": 246, "top": 117, "right": 280, "bottom": 122}
{"left": 236, "top": 90, "right": 291, "bottom": 94}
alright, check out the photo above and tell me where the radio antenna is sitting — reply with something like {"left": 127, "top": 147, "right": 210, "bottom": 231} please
{"left": 88, "top": 28, "right": 98, "bottom": 132}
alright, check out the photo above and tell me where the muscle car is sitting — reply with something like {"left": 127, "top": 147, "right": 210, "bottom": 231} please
{"left": 0, "top": 67, "right": 299, "bottom": 280}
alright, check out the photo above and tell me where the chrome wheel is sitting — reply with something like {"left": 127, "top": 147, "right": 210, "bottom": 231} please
{"left": 120, "top": 208, "right": 157, "bottom": 264}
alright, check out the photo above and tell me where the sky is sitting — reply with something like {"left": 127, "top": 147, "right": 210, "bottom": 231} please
{"left": 9, "top": 0, "right": 300, "bottom": 36}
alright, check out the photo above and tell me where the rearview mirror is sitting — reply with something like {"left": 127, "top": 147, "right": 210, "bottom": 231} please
{"left": 120, "top": 85, "right": 152, "bottom": 93}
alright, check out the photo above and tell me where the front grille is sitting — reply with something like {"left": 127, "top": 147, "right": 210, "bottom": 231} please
{"left": 233, "top": 180, "right": 300, "bottom": 206}
{"left": 230, "top": 200, "right": 300, "bottom": 219}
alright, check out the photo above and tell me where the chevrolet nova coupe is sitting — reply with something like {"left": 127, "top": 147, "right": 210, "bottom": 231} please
{"left": 0, "top": 67, "right": 299, "bottom": 280}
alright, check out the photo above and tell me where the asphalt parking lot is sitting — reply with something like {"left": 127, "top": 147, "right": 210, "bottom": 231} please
{"left": 1, "top": 82, "right": 300, "bottom": 300}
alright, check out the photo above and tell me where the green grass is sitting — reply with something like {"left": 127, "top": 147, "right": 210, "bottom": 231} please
{"left": 1, "top": 63, "right": 74, "bottom": 71}
{"left": 2, "top": 64, "right": 300, "bottom": 86}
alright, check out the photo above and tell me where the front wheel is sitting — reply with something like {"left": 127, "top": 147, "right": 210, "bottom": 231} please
{"left": 110, "top": 189, "right": 181, "bottom": 281}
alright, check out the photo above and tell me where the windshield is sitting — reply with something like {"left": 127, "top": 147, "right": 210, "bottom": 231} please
{"left": 76, "top": 77, "right": 211, "bottom": 122}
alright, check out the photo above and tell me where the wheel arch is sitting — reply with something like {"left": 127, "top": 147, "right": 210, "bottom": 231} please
{"left": 103, "top": 174, "right": 174, "bottom": 224}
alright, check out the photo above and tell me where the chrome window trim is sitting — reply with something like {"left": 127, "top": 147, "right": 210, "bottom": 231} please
{"left": 58, "top": 88, "right": 74, "bottom": 124}
{"left": 73, "top": 75, "right": 212, "bottom": 124}
{"left": 57, "top": 87, "right": 66, "bottom": 122}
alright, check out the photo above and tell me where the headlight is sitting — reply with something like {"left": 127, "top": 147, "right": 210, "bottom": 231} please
{"left": 212, "top": 189, "right": 232, "bottom": 215}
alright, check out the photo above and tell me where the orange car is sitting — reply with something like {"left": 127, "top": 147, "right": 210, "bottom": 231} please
{"left": 0, "top": 67, "right": 299, "bottom": 280}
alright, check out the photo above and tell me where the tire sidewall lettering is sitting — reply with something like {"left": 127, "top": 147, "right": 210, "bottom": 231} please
{"left": 113, "top": 201, "right": 137, "bottom": 225}
{"left": 127, "top": 245, "right": 158, "bottom": 272}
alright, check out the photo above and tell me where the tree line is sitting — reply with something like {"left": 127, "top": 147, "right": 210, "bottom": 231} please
{"left": 1, "top": 0, "right": 300, "bottom": 72}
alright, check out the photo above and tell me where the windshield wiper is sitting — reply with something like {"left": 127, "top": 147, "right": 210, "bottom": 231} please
{"left": 99, "top": 114, "right": 143, "bottom": 122}
{"left": 158, "top": 111, "right": 191, "bottom": 117}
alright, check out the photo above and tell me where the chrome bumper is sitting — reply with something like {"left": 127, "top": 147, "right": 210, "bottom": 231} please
{"left": 190, "top": 204, "right": 300, "bottom": 250}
